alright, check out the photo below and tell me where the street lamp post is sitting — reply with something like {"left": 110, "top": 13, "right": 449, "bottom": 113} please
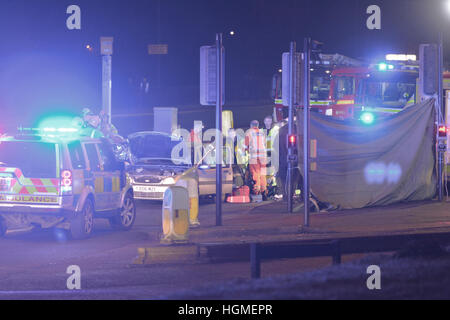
{"left": 100, "top": 37, "right": 113, "bottom": 124}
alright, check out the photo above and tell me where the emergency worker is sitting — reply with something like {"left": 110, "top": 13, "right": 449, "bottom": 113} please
{"left": 264, "top": 115, "right": 280, "bottom": 192}
{"left": 245, "top": 120, "right": 268, "bottom": 196}
{"left": 81, "top": 108, "right": 104, "bottom": 138}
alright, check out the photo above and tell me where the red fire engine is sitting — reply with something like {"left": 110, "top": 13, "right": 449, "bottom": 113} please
{"left": 271, "top": 53, "right": 362, "bottom": 121}
{"left": 315, "top": 61, "right": 419, "bottom": 121}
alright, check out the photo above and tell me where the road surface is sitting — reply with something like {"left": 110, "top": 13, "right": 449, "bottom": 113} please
{"left": 1, "top": 199, "right": 450, "bottom": 299}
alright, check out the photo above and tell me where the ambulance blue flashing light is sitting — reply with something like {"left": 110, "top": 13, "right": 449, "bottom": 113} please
{"left": 43, "top": 127, "right": 78, "bottom": 133}
{"left": 361, "top": 112, "right": 375, "bottom": 125}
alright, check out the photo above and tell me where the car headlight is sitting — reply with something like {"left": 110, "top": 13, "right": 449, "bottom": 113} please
{"left": 161, "top": 177, "right": 175, "bottom": 185}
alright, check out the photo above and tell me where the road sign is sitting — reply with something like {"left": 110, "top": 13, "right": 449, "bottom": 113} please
{"left": 200, "top": 45, "right": 225, "bottom": 106}
{"left": 100, "top": 37, "right": 113, "bottom": 55}
{"left": 148, "top": 44, "right": 168, "bottom": 55}
{"left": 282, "top": 52, "right": 303, "bottom": 107}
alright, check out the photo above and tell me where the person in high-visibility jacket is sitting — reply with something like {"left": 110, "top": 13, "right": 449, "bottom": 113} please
{"left": 264, "top": 115, "right": 280, "bottom": 187}
{"left": 245, "top": 120, "right": 268, "bottom": 195}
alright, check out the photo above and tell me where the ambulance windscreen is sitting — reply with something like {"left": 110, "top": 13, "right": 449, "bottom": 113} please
{"left": 0, "top": 141, "right": 57, "bottom": 178}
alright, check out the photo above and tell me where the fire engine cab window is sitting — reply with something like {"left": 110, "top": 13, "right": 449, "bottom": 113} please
{"left": 333, "top": 76, "right": 354, "bottom": 100}
{"left": 85, "top": 144, "right": 101, "bottom": 171}
{"left": 364, "top": 80, "right": 416, "bottom": 108}
{"left": 0, "top": 141, "right": 57, "bottom": 178}
{"left": 68, "top": 141, "right": 86, "bottom": 169}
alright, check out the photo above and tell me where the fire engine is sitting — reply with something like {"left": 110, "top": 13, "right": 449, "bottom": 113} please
{"left": 315, "top": 59, "right": 419, "bottom": 121}
{"left": 271, "top": 53, "right": 362, "bottom": 122}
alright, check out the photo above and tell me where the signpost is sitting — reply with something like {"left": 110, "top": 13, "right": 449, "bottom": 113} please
{"left": 200, "top": 34, "right": 225, "bottom": 226}
{"left": 101, "top": 37, "right": 113, "bottom": 124}
{"left": 282, "top": 42, "right": 302, "bottom": 213}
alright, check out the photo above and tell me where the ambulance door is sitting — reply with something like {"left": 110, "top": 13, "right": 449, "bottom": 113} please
{"left": 84, "top": 142, "right": 108, "bottom": 211}
{"left": 97, "top": 140, "right": 122, "bottom": 210}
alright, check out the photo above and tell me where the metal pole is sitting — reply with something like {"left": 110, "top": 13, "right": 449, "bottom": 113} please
{"left": 216, "top": 33, "right": 223, "bottom": 226}
{"left": 303, "top": 38, "right": 311, "bottom": 227}
{"left": 287, "top": 41, "right": 296, "bottom": 213}
{"left": 102, "top": 55, "right": 112, "bottom": 124}
{"left": 439, "top": 32, "right": 444, "bottom": 202}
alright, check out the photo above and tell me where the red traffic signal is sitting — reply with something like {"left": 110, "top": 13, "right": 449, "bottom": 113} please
{"left": 288, "top": 134, "right": 297, "bottom": 148}
{"left": 438, "top": 125, "right": 447, "bottom": 138}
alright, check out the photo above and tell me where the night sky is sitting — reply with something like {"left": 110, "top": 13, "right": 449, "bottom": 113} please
{"left": 0, "top": 0, "right": 449, "bottom": 125}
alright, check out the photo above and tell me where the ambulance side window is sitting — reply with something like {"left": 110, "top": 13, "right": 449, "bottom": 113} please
{"left": 84, "top": 143, "right": 101, "bottom": 171}
{"left": 68, "top": 141, "right": 86, "bottom": 169}
{"left": 98, "top": 140, "right": 118, "bottom": 171}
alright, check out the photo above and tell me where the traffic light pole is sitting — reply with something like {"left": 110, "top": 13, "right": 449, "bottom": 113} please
{"left": 287, "top": 41, "right": 296, "bottom": 213}
{"left": 438, "top": 32, "right": 444, "bottom": 202}
{"left": 303, "top": 38, "right": 311, "bottom": 227}
{"left": 215, "top": 33, "right": 223, "bottom": 226}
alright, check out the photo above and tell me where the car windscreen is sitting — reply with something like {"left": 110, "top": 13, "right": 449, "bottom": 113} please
{"left": 129, "top": 135, "right": 181, "bottom": 161}
{"left": 0, "top": 141, "right": 57, "bottom": 178}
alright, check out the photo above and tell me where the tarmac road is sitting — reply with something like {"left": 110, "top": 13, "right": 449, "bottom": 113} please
{"left": 2, "top": 198, "right": 448, "bottom": 300}
{"left": 0, "top": 199, "right": 338, "bottom": 300}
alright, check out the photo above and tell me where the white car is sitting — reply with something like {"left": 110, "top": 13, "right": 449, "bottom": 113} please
{"left": 127, "top": 131, "right": 233, "bottom": 200}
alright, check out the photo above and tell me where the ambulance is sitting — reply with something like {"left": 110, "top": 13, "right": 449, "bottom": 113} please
{"left": 0, "top": 126, "right": 135, "bottom": 239}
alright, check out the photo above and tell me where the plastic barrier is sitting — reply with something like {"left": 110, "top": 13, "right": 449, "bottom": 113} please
{"left": 227, "top": 185, "right": 250, "bottom": 203}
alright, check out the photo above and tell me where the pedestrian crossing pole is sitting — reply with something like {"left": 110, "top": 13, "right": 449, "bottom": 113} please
{"left": 303, "top": 38, "right": 311, "bottom": 227}
{"left": 438, "top": 32, "right": 444, "bottom": 202}
{"left": 215, "top": 33, "right": 224, "bottom": 226}
{"left": 287, "top": 41, "right": 296, "bottom": 213}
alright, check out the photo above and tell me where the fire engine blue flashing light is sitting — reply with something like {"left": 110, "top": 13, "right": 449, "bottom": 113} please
{"left": 378, "top": 63, "right": 387, "bottom": 71}
{"left": 377, "top": 63, "right": 394, "bottom": 71}
{"left": 361, "top": 112, "right": 375, "bottom": 125}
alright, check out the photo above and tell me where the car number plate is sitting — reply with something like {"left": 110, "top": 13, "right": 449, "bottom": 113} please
{"left": 133, "top": 185, "right": 167, "bottom": 193}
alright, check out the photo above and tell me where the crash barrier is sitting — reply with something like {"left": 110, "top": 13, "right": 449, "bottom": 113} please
{"left": 176, "top": 177, "right": 200, "bottom": 227}
{"left": 197, "top": 231, "right": 450, "bottom": 279}
{"left": 227, "top": 185, "right": 250, "bottom": 203}
{"left": 161, "top": 186, "right": 190, "bottom": 244}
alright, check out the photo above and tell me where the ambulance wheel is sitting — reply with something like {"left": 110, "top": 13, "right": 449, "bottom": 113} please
{"left": 109, "top": 192, "right": 136, "bottom": 231}
{"left": 70, "top": 199, "right": 94, "bottom": 240}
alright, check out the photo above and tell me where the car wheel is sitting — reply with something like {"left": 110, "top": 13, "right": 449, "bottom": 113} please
{"left": 70, "top": 198, "right": 94, "bottom": 240}
{"left": 109, "top": 192, "right": 136, "bottom": 231}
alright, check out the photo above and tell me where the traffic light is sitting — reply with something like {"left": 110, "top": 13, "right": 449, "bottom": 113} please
{"left": 287, "top": 134, "right": 297, "bottom": 148}
{"left": 438, "top": 125, "right": 447, "bottom": 138}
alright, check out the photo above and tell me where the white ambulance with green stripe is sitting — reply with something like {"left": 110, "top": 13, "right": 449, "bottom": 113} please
{"left": 0, "top": 128, "right": 135, "bottom": 239}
